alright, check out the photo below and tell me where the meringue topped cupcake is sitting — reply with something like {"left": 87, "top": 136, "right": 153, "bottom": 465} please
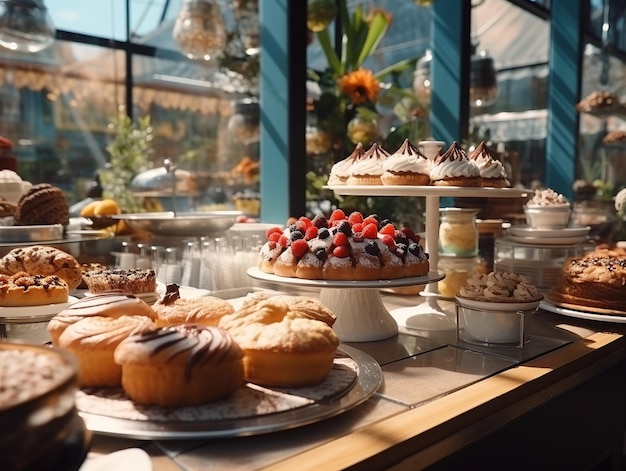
{"left": 346, "top": 143, "right": 390, "bottom": 185}
{"left": 381, "top": 138, "right": 431, "bottom": 186}
{"left": 468, "top": 141, "right": 510, "bottom": 188}
{"left": 327, "top": 142, "right": 365, "bottom": 186}
{"left": 430, "top": 141, "right": 480, "bottom": 187}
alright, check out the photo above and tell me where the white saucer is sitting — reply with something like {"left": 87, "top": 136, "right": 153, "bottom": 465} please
{"left": 0, "top": 296, "right": 78, "bottom": 320}
{"left": 508, "top": 225, "right": 590, "bottom": 238}
{"left": 506, "top": 234, "right": 589, "bottom": 246}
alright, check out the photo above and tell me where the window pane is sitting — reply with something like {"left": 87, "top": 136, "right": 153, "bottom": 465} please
{"left": 0, "top": 40, "right": 124, "bottom": 202}
{"left": 52, "top": 0, "right": 175, "bottom": 41}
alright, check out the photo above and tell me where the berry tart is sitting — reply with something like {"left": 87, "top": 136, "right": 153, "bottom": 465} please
{"left": 257, "top": 210, "right": 429, "bottom": 281}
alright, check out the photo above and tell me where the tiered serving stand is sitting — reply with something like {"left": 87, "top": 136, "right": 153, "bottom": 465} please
{"left": 324, "top": 185, "right": 530, "bottom": 337}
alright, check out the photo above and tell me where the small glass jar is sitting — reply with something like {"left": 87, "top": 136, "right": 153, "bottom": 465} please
{"left": 438, "top": 255, "right": 480, "bottom": 299}
{"left": 439, "top": 208, "right": 479, "bottom": 257}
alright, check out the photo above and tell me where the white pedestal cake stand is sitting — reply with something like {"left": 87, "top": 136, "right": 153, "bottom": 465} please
{"left": 247, "top": 267, "right": 444, "bottom": 342}
{"left": 326, "top": 185, "right": 530, "bottom": 331}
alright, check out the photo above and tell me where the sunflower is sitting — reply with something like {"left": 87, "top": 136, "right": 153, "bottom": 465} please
{"left": 338, "top": 68, "right": 380, "bottom": 105}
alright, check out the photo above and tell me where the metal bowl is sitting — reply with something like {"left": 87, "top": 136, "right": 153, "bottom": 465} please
{"left": 112, "top": 211, "right": 242, "bottom": 237}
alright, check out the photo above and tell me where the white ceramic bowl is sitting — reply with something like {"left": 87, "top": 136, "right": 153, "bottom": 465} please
{"left": 524, "top": 204, "right": 571, "bottom": 229}
{"left": 455, "top": 296, "right": 542, "bottom": 345}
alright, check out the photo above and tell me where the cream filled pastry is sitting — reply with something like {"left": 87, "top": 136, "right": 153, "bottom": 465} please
{"left": 430, "top": 141, "right": 480, "bottom": 187}
{"left": 468, "top": 141, "right": 510, "bottom": 188}
{"left": 59, "top": 314, "right": 155, "bottom": 387}
{"left": 219, "top": 296, "right": 340, "bottom": 387}
{"left": 346, "top": 143, "right": 390, "bottom": 185}
{"left": 381, "top": 138, "right": 431, "bottom": 186}
{"left": 114, "top": 324, "right": 244, "bottom": 406}
{"left": 327, "top": 142, "right": 365, "bottom": 185}
{"left": 47, "top": 291, "right": 157, "bottom": 346}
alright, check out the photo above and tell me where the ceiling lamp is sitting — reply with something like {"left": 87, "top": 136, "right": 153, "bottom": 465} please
{"left": 0, "top": 0, "right": 55, "bottom": 53}
{"left": 173, "top": 0, "right": 227, "bottom": 61}
{"left": 469, "top": 49, "right": 497, "bottom": 108}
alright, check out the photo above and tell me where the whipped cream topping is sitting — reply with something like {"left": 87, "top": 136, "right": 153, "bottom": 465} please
{"left": 458, "top": 271, "right": 541, "bottom": 301}
{"left": 468, "top": 141, "right": 508, "bottom": 179}
{"left": 430, "top": 141, "right": 480, "bottom": 180}
{"left": 615, "top": 188, "right": 626, "bottom": 214}
{"left": 0, "top": 170, "right": 23, "bottom": 183}
{"left": 328, "top": 143, "right": 365, "bottom": 183}
{"left": 349, "top": 143, "right": 390, "bottom": 177}
{"left": 383, "top": 138, "right": 431, "bottom": 175}
{"left": 527, "top": 188, "right": 569, "bottom": 207}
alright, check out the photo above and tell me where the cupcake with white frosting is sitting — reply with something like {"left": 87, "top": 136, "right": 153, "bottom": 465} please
{"left": 468, "top": 141, "right": 510, "bottom": 188}
{"left": 327, "top": 142, "right": 365, "bottom": 186}
{"left": 346, "top": 143, "right": 390, "bottom": 186}
{"left": 430, "top": 141, "right": 480, "bottom": 187}
{"left": 381, "top": 138, "right": 431, "bottom": 186}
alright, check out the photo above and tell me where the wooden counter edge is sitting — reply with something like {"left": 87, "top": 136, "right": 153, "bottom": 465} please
{"left": 263, "top": 331, "right": 625, "bottom": 471}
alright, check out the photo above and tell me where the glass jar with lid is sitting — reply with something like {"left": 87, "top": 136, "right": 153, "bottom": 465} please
{"left": 439, "top": 208, "right": 479, "bottom": 257}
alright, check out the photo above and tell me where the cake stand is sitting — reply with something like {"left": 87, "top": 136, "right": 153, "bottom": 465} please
{"left": 326, "top": 185, "right": 530, "bottom": 331}
{"left": 247, "top": 267, "right": 444, "bottom": 342}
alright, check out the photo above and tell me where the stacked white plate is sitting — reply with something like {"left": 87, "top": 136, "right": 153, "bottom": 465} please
{"left": 506, "top": 225, "right": 591, "bottom": 245}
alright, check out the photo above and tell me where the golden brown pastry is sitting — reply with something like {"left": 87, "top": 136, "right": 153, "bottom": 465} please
{"left": 0, "top": 245, "right": 82, "bottom": 290}
{"left": 114, "top": 324, "right": 245, "bottom": 406}
{"left": 14, "top": 183, "right": 69, "bottom": 226}
{"left": 58, "top": 314, "right": 155, "bottom": 387}
{"left": 47, "top": 291, "right": 157, "bottom": 346}
{"left": 0, "top": 272, "right": 68, "bottom": 307}
{"left": 551, "top": 247, "right": 626, "bottom": 312}
{"left": 153, "top": 284, "right": 234, "bottom": 327}
{"left": 219, "top": 295, "right": 339, "bottom": 387}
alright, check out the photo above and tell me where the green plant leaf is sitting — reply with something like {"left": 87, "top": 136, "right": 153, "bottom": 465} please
{"left": 316, "top": 29, "right": 343, "bottom": 76}
{"left": 355, "top": 11, "right": 389, "bottom": 68}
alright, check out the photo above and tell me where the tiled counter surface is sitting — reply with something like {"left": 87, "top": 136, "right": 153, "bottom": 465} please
{"left": 87, "top": 296, "right": 626, "bottom": 471}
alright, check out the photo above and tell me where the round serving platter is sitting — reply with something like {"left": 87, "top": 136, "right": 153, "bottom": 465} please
{"left": 77, "top": 344, "right": 382, "bottom": 440}
{"left": 247, "top": 267, "right": 444, "bottom": 289}
{"left": 540, "top": 299, "right": 626, "bottom": 322}
{"left": 507, "top": 225, "right": 590, "bottom": 238}
{"left": 0, "top": 296, "right": 78, "bottom": 322}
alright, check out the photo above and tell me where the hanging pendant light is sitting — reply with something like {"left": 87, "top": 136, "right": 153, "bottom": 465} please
{"left": 0, "top": 0, "right": 55, "bottom": 53}
{"left": 173, "top": 0, "right": 227, "bottom": 61}
{"left": 469, "top": 49, "right": 497, "bottom": 108}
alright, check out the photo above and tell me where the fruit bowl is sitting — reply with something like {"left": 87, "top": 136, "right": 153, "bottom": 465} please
{"left": 112, "top": 211, "right": 242, "bottom": 237}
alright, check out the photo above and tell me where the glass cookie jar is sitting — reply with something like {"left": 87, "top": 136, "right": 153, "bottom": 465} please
{"left": 439, "top": 208, "right": 479, "bottom": 257}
